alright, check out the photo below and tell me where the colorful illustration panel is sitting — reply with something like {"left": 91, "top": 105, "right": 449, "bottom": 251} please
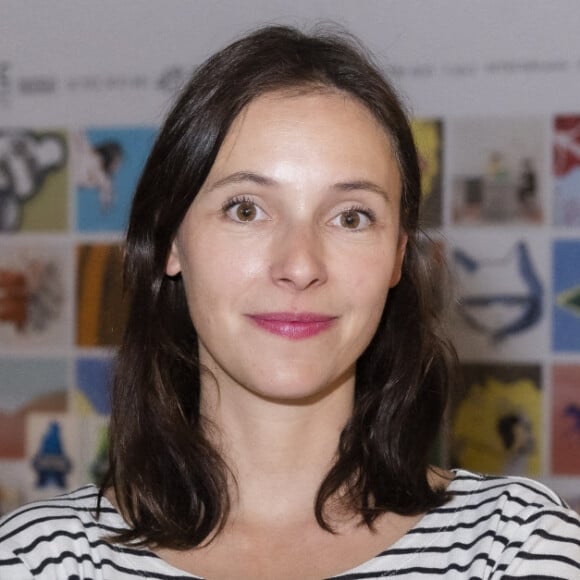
{"left": 74, "top": 356, "right": 112, "bottom": 415}
{"left": 448, "top": 118, "right": 545, "bottom": 225}
{"left": 553, "top": 115, "right": 580, "bottom": 227}
{"left": 411, "top": 118, "right": 443, "bottom": 228}
{"left": 24, "top": 413, "right": 108, "bottom": 502}
{"left": 0, "top": 240, "right": 72, "bottom": 349}
{"left": 553, "top": 239, "right": 580, "bottom": 352}
{"left": 551, "top": 364, "right": 580, "bottom": 475}
{"left": 74, "top": 127, "right": 156, "bottom": 232}
{"left": 451, "top": 363, "right": 542, "bottom": 476}
{"left": 76, "top": 243, "right": 127, "bottom": 347}
{"left": 0, "top": 129, "right": 68, "bottom": 232}
{"left": 448, "top": 232, "right": 549, "bottom": 361}
{"left": 0, "top": 358, "right": 68, "bottom": 460}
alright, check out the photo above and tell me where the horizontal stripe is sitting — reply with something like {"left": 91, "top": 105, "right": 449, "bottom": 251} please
{"left": 1, "top": 470, "right": 579, "bottom": 580}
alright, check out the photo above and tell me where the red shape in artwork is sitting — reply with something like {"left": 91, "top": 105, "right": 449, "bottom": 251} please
{"left": 554, "top": 116, "right": 580, "bottom": 177}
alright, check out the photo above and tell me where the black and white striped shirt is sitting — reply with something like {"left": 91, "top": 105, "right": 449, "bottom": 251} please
{"left": 1, "top": 470, "right": 579, "bottom": 579}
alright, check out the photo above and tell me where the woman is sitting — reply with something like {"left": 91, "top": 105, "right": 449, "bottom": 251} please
{"left": 1, "top": 25, "right": 580, "bottom": 580}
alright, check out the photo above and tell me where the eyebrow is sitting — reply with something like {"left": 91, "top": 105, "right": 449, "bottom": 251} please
{"left": 204, "top": 171, "right": 277, "bottom": 193}
{"left": 332, "top": 180, "right": 390, "bottom": 199}
{"left": 205, "top": 171, "right": 391, "bottom": 199}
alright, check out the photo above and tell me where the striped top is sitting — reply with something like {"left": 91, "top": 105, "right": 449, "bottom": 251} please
{"left": 1, "top": 470, "right": 579, "bottom": 579}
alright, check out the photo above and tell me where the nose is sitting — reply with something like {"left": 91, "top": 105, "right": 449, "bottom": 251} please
{"left": 270, "top": 223, "right": 327, "bottom": 291}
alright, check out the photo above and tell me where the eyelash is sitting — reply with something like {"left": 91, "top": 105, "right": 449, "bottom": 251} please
{"left": 221, "top": 195, "right": 254, "bottom": 214}
{"left": 340, "top": 205, "right": 377, "bottom": 225}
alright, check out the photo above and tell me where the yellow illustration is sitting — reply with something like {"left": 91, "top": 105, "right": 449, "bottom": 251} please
{"left": 76, "top": 244, "right": 127, "bottom": 346}
{"left": 453, "top": 376, "right": 541, "bottom": 476}
{"left": 71, "top": 390, "right": 95, "bottom": 416}
{"left": 411, "top": 119, "right": 440, "bottom": 201}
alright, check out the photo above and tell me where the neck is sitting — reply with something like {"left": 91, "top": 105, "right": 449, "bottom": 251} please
{"left": 200, "top": 374, "right": 355, "bottom": 527}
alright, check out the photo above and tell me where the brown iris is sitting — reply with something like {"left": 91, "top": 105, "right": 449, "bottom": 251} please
{"left": 236, "top": 201, "right": 257, "bottom": 221}
{"left": 340, "top": 210, "right": 361, "bottom": 229}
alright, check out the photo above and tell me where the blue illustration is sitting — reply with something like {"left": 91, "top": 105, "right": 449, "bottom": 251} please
{"left": 554, "top": 167, "right": 580, "bottom": 226}
{"left": 453, "top": 241, "right": 543, "bottom": 343}
{"left": 553, "top": 240, "right": 580, "bottom": 352}
{"left": 74, "top": 127, "right": 156, "bottom": 232}
{"left": 32, "top": 421, "right": 72, "bottom": 488}
{"left": 76, "top": 357, "right": 112, "bottom": 415}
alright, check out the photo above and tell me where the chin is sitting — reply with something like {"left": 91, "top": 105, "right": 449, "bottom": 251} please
{"left": 245, "top": 368, "right": 355, "bottom": 406}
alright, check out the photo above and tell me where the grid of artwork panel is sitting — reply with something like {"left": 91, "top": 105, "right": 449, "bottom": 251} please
{"left": 414, "top": 115, "right": 580, "bottom": 511}
{"left": 0, "top": 115, "right": 579, "bottom": 515}
{"left": 0, "top": 127, "right": 156, "bottom": 513}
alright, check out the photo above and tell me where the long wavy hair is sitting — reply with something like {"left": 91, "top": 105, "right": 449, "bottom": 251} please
{"left": 101, "top": 24, "right": 456, "bottom": 549}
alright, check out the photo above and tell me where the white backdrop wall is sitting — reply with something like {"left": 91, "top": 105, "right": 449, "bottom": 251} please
{"left": 0, "top": 1, "right": 579, "bottom": 512}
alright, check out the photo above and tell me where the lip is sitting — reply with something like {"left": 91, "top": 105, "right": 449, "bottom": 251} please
{"left": 247, "top": 312, "right": 337, "bottom": 340}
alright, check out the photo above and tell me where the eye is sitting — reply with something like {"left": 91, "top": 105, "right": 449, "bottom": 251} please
{"left": 330, "top": 207, "right": 375, "bottom": 231}
{"left": 222, "top": 197, "right": 267, "bottom": 223}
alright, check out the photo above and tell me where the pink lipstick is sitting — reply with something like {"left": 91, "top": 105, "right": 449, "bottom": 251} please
{"left": 248, "top": 312, "right": 336, "bottom": 339}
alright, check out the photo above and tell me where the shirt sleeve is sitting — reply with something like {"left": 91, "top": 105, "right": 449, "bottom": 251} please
{"left": 496, "top": 505, "right": 580, "bottom": 579}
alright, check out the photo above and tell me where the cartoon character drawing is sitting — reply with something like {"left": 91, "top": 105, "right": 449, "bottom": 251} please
{"left": 497, "top": 411, "right": 536, "bottom": 475}
{"left": 454, "top": 147, "right": 543, "bottom": 224}
{"left": 453, "top": 241, "right": 543, "bottom": 343}
{"left": 32, "top": 421, "right": 72, "bottom": 489}
{"left": 0, "top": 131, "right": 67, "bottom": 231}
{"left": 453, "top": 373, "right": 541, "bottom": 476}
{"left": 72, "top": 131, "right": 123, "bottom": 212}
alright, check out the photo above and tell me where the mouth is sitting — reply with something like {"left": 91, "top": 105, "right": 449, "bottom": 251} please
{"left": 247, "top": 312, "right": 337, "bottom": 340}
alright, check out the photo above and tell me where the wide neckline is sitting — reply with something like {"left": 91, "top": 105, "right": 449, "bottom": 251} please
{"left": 92, "top": 469, "right": 475, "bottom": 580}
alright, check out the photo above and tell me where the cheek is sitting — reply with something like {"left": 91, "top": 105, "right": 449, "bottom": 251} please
{"left": 341, "top": 252, "right": 395, "bottom": 307}
{"left": 179, "top": 236, "right": 266, "bottom": 311}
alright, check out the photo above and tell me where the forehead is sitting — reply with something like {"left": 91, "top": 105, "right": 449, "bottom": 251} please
{"left": 231, "top": 87, "right": 390, "bottom": 141}
{"left": 207, "top": 89, "right": 400, "bottom": 185}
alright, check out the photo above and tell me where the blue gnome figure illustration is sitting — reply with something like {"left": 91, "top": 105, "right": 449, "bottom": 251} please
{"left": 32, "top": 421, "right": 72, "bottom": 489}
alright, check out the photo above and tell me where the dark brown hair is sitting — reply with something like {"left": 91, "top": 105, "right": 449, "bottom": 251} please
{"left": 102, "top": 24, "right": 456, "bottom": 548}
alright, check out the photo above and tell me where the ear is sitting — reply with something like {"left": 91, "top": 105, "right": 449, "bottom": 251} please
{"left": 389, "top": 232, "right": 408, "bottom": 288}
{"left": 165, "top": 240, "right": 182, "bottom": 277}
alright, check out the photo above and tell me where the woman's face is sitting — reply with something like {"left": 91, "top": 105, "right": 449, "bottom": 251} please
{"left": 166, "top": 90, "right": 407, "bottom": 405}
